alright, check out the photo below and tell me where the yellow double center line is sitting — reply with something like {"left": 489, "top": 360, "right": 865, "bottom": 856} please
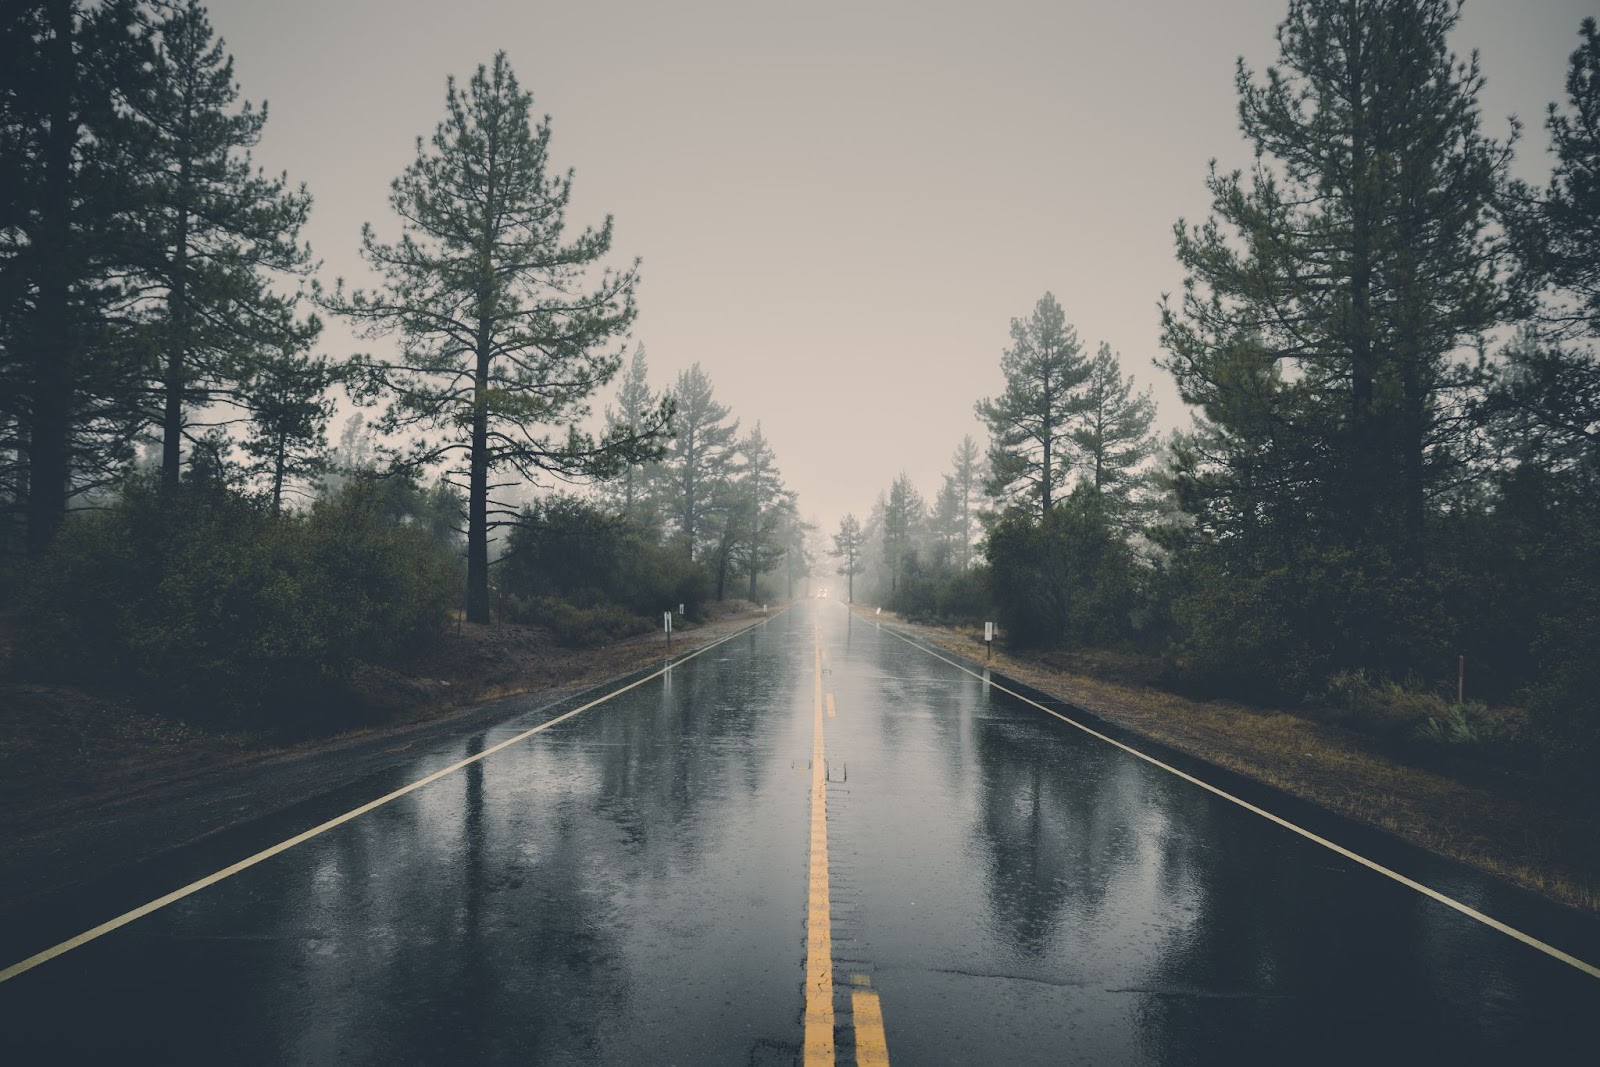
{"left": 805, "top": 623, "right": 835, "bottom": 1063}
{"left": 806, "top": 617, "right": 891, "bottom": 1066}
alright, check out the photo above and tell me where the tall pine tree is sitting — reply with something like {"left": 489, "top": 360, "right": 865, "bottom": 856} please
{"left": 600, "top": 344, "right": 671, "bottom": 524}
{"left": 132, "top": 0, "right": 316, "bottom": 485}
{"left": 1075, "top": 342, "right": 1158, "bottom": 530}
{"left": 831, "top": 513, "right": 864, "bottom": 603}
{"left": 977, "top": 292, "right": 1090, "bottom": 516}
{"left": 331, "top": 53, "right": 663, "bottom": 622}
{"left": 661, "top": 362, "right": 738, "bottom": 560}
{"left": 1, "top": 0, "right": 149, "bottom": 555}
{"left": 949, "top": 433, "right": 981, "bottom": 570}
{"left": 1161, "top": 0, "right": 1509, "bottom": 570}
{"left": 737, "top": 421, "right": 790, "bottom": 600}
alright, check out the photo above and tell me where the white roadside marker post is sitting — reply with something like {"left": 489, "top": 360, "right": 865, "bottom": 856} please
{"left": 985, "top": 621, "right": 994, "bottom": 662}
{"left": 664, "top": 610, "right": 673, "bottom": 653}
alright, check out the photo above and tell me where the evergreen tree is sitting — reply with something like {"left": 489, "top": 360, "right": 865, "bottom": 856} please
{"left": 976, "top": 292, "right": 1090, "bottom": 516}
{"left": 132, "top": 0, "right": 317, "bottom": 485}
{"left": 239, "top": 340, "right": 336, "bottom": 510}
{"left": 929, "top": 474, "right": 963, "bottom": 570}
{"left": 600, "top": 344, "right": 670, "bottom": 523}
{"left": 661, "top": 362, "right": 738, "bottom": 559}
{"left": 1075, "top": 342, "right": 1159, "bottom": 530}
{"left": 1, "top": 0, "right": 150, "bottom": 556}
{"left": 1160, "top": 0, "right": 1511, "bottom": 572}
{"left": 949, "top": 433, "right": 981, "bottom": 570}
{"left": 1494, "top": 18, "right": 1599, "bottom": 489}
{"left": 778, "top": 510, "right": 815, "bottom": 599}
{"left": 330, "top": 53, "right": 663, "bottom": 623}
{"left": 736, "top": 421, "right": 790, "bottom": 599}
{"left": 1519, "top": 17, "right": 1600, "bottom": 338}
{"left": 881, "top": 471, "right": 924, "bottom": 595}
{"left": 831, "top": 513, "right": 864, "bottom": 603}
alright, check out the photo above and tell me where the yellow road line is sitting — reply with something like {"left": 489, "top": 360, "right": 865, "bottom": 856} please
{"left": 851, "top": 985, "right": 891, "bottom": 1067}
{"left": 875, "top": 621, "right": 1600, "bottom": 982}
{"left": 826, "top": 692, "right": 837, "bottom": 718}
{"left": 804, "top": 622, "right": 835, "bottom": 1065}
{"left": 0, "top": 612, "right": 785, "bottom": 985}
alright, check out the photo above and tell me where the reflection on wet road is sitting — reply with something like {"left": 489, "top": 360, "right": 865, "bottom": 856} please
{"left": 2, "top": 602, "right": 1597, "bottom": 1064}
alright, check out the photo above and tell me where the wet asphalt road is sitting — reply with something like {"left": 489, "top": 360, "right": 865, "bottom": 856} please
{"left": 2, "top": 600, "right": 1598, "bottom": 1064}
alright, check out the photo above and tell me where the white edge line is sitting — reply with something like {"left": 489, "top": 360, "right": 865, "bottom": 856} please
{"left": 0, "top": 610, "right": 785, "bottom": 984}
{"left": 872, "top": 616, "right": 1600, "bottom": 981}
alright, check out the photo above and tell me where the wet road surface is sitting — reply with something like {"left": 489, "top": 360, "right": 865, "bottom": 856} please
{"left": 2, "top": 601, "right": 1597, "bottom": 1064}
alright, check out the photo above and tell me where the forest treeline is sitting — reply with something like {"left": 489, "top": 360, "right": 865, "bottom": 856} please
{"left": 841, "top": 4, "right": 1600, "bottom": 779}
{"left": 1, "top": 2, "right": 806, "bottom": 730}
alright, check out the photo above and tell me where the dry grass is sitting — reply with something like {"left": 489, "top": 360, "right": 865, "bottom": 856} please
{"left": 859, "top": 606, "right": 1600, "bottom": 915}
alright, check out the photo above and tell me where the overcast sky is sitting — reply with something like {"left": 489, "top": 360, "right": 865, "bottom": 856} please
{"left": 206, "top": 0, "right": 1593, "bottom": 538}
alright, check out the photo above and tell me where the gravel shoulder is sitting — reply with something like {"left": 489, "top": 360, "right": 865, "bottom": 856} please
{"left": 0, "top": 604, "right": 781, "bottom": 915}
{"left": 856, "top": 605, "right": 1600, "bottom": 915}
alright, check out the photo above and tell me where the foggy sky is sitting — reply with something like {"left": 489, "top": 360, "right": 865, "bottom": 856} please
{"left": 205, "top": 0, "right": 1593, "bottom": 539}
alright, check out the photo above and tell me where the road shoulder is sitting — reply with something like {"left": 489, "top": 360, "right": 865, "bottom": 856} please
{"left": 852, "top": 604, "right": 1599, "bottom": 917}
{"left": 0, "top": 606, "right": 779, "bottom": 915}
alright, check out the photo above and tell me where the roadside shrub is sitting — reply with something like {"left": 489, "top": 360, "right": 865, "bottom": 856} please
{"left": 888, "top": 565, "right": 989, "bottom": 624}
{"left": 1321, "top": 670, "right": 1523, "bottom": 749}
{"left": 1164, "top": 541, "right": 1452, "bottom": 703}
{"left": 985, "top": 487, "right": 1136, "bottom": 649}
{"left": 17, "top": 475, "right": 456, "bottom": 733}
{"left": 500, "top": 595, "right": 652, "bottom": 648}
{"left": 1321, "top": 670, "right": 1449, "bottom": 737}
{"left": 498, "top": 494, "right": 710, "bottom": 620}
{"left": 1416, "top": 702, "right": 1522, "bottom": 747}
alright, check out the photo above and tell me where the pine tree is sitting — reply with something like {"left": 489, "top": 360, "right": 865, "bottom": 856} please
{"left": 976, "top": 292, "right": 1090, "bottom": 516}
{"left": 661, "top": 362, "right": 738, "bottom": 559}
{"left": 132, "top": 0, "right": 316, "bottom": 486}
{"left": 1160, "top": 0, "right": 1511, "bottom": 571}
{"left": 239, "top": 340, "right": 337, "bottom": 510}
{"left": 1494, "top": 18, "right": 1600, "bottom": 498}
{"left": 950, "top": 433, "right": 981, "bottom": 570}
{"left": 600, "top": 344, "right": 671, "bottom": 523}
{"left": 1, "top": 0, "right": 150, "bottom": 555}
{"left": 831, "top": 513, "right": 864, "bottom": 603}
{"left": 882, "top": 471, "right": 924, "bottom": 595}
{"left": 1526, "top": 17, "right": 1600, "bottom": 338}
{"left": 737, "top": 421, "right": 790, "bottom": 599}
{"left": 929, "top": 474, "right": 963, "bottom": 570}
{"left": 778, "top": 510, "right": 815, "bottom": 599}
{"left": 330, "top": 53, "right": 663, "bottom": 623}
{"left": 1075, "top": 342, "right": 1159, "bottom": 530}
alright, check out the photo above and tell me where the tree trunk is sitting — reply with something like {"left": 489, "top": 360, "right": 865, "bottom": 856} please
{"left": 747, "top": 510, "right": 759, "bottom": 600}
{"left": 271, "top": 434, "right": 286, "bottom": 512}
{"left": 466, "top": 331, "right": 492, "bottom": 623}
{"left": 161, "top": 235, "right": 188, "bottom": 483}
{"left": 26, "top": 0, "right": 77, "bottom": 558}
{"left": 162, "top": 107, "right": 194, "bottom": 485}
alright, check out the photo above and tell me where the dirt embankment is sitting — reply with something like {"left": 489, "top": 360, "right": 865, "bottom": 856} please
{"left": 857, "top": 606, "right": 1600, "bottom": 915}
{"left": 0, "top": 603, "right": 780, "bottom": 911}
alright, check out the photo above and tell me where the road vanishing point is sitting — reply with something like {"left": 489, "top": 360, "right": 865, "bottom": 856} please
{"left": 2, "top": 601, "right": 1597, "bottom": 1064}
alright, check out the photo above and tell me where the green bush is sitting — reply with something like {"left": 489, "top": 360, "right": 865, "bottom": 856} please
{"left": 985, "top": 487, "right": 1137, "bottom": 649}
{"left": 498, "top": 495, "right": 710, "bottom": 621}
{"left": 1320, "top": 670, "right": 1522, "bottom": 748}
{"left": 1162, "top": 540, "right": 1452, "bottom": 703}
{"left": 888, "top": 564, "right": 989, "bottom": 624}
{"left": 500, "top": 595, "right": 652, "bottom": 648}
{"left": 17, "top": 475, "right": 456, "bottom": 733}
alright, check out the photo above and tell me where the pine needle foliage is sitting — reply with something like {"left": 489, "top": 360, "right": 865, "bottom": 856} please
{"left": 329, "top": 52, "right": 666, "bottom": 622}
